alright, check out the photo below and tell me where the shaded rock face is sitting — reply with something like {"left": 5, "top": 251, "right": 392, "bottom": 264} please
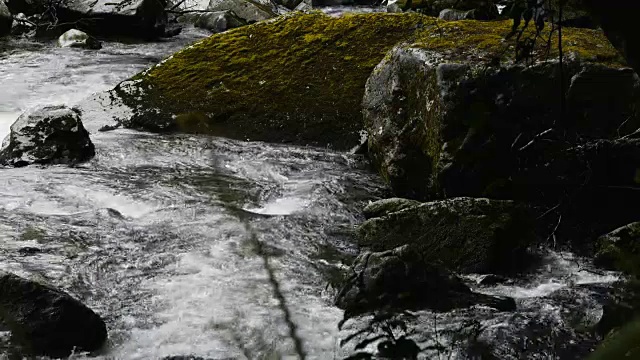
{"left": 363, "top": 34, "right": 640, "bottom": 246}
{"left": 0, "top": 105, "right": 95, "bottom": 167}
{"left": 0, "top": 272, "right": 107, "bottom": 358}
{"left": 357, "top": 197, "right": 534, "bottom": 274}
{"left": 206, "top": 0, "right": 276, "bottom": 23}
{"left": 335, "top": 245, "right": 516, "bottom": 318}
{"left": 0, "top": 1, "right": 11, "bottom": 36}
{"left": 594, "top": 222, "right": 640, "bottom": 273}
{"left": 364, "top": 47, "right": 640, "bottom": 201}
{"left": 597, "top": 279, "right": 640, "bottom": 337}
{"left": 5, "top": 0, "right": 167, "bottom": 38}
{"left": 57, "top": 29, "right": 102, "bottom": 49}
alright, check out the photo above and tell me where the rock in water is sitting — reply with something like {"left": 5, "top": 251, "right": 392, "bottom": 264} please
{"left": 0, "top": 1, "right": 11, "bottom": 36}
{"left": 357, "top": 197, "right": 535, "bottom": 274}
{"left": 0, "top": 105, "right": 95, "bottom": 167}
{"left": 206, "top": 0, "right": 277, "bottom": 23}
{"left": 192, "top": 10, "right": 246, "bottom": 33}
{"left": 335, "top": 245, "right": 516, "bottom": 318}
{"left": 57, "top": 29, "right": 102, "bottom": 49}
{"left": 5, "top": 0, "right": 167, "bottom": 38}
{"left": 0, "top": 272, "right": 107, "bottom": 357}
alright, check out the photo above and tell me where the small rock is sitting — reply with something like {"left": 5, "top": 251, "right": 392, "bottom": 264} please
{"left": 207, "top": 0, "right": 277, "bottom": 23}
{"left": 0, "top": 272, "right": 107, "bottom": 357}
{"left": 57, "top": 29, "right": 102, "bottom": 49}
{"left": 439, "top": 8, "right": 474, "bottom": 20}
{"left": 0, "top": 105, "right": 95, "bottom": 167}
{"left": 17, "top": 247, "right": 42, "bottom": 256}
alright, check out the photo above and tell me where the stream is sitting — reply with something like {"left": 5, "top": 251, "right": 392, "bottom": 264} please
{"left": 0, "top": 22, "right": 621, "bottom": 360}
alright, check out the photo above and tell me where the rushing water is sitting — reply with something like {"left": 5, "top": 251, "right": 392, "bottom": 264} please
{"left": 0, "top": 23, "right": 621, "bottom": 360}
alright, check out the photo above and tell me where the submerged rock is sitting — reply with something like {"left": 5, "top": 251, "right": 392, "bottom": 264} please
{"left": 0, "top": 1, "right": 11, "bottom": 36}
{"left": 335, "top": 245, "right": 516, "bottom": 318}
{"left": 0, "top": 272, "right": 107, "bottom": 357}
{"left": 57, "top": 29, "right": 102, "bottom": 49}
{"left": 594, "top": 222, "right": 640, "bottom": 273}
{"left": 100, "top": 12, "right": 433, "bottom": 149}
{"left": 0, "top": 105, "right": 95, "bottom": 167}
{"left": 358, "top": 197, "right": 534, "bottom": 274}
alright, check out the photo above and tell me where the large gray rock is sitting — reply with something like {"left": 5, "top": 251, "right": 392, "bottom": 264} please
{"left": 335, "top": 245, "right": 516, "bottom": 318}
{"left": 206, "top": 0, "right": 277, "bottom": 23}
{"left": 362, "top": 197, "right": 421, "bottom": 219}
{"left": 0, "top": 272, "right": 107, "bottom": 357}
{"left": 357, "top": 197, "right": 535, "bottom": 273}
{"left": 57, "top": 29, "right": 102, "bottom": 49}
{"left": 5, "top": 0, "right": 167, "bottom": 38}
{"left": 0, "top": 105, "right": 95, "bottom": 167}
{"left": 0, "top": 0, "right": 11, "bottom": 36}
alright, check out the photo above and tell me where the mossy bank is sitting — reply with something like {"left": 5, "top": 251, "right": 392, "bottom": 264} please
{"left": 108, "top": 12, "right": 624, "bottom": 149}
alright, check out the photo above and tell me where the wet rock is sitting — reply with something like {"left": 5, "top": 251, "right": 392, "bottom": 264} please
{"left": 335, "top": 245, "right": 516, "bottom": 318}
{"left": 274, "top": 0, "right": 308, "bottom": 10}
{"left": 358, "top": 197, "right": 535, "bottom": 274}
{"left": 10, "top": 13, "right": 36, "bottom": 36}
{"left": 17, "top": 247, "right": 42, "bottom": 256}
{"left": 0, "top": 105, "right": 95, "bottom": 167}
{"left": 0, "top": 272, "right": 107, "bottom": 357}
{"left": 191, "top": 10, "right": 246, "bottom": 33}
{"left": 5, "top": 0, "right": 167, "bottom": 39}
{"left": 0, "top": 1, "right": 11, "bottom": 36}
{"left": 362, "top": 197, "right": 421, "bottom": 219}
{"left": 57, "top": 29, "right": 102, "bottom": 49}
{"left": 206, "top": 0, "right": 277, "bottom": 23}
{"left": 594, "top": 222, "right": 640, "bottom": 273}
{"left": 597, "top": 279, "right": 640, "bottom": 337}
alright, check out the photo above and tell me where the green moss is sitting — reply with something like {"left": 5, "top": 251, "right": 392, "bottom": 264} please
{"left": 590, "top": 318, "right": 640, "bottom": 359}
{"left": 412, "top": 19, "right": 625, "bottom": 66}
{"left": 123, "top": 12, "right": 624, "bottom": 148}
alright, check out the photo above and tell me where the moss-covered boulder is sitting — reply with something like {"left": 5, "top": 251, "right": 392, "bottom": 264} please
{"left": 596, "top": 279, "right": 640, "bottom": 338}
{"left": 102, "top": 12, "right": 438, "bottom": 149}
{"left": 594, "top": 222, "right": 640, "bottom": 274}
{"left": 334, "top": 245, "right": 516, "bottom": 318}
{"left": 357, "top": 197, "right": 535, "bottom": 274}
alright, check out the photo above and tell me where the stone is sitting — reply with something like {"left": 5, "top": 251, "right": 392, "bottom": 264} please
{"left": 206, "top": 0, "right": 277, "bottom": 23}
{"left": 193, "top": 10, "right": 246, "bottom": 33}
{"left": 0, "top": 105, "right": 95, "bottom": 167}
{"left": 357, "top": 197, "right": 534, "bottom": 274}
{"left": 0, "top": 0, "right": 11, "bottom": 36}
{"left": 335, "top": 245, "right": 516, "bottom": 318}
{"left": 362, "top": 197, "right": 421, "bottom": 219}
{"left": 57, "top": 29, "right": 102, "bottom": 49}
{"left": 0, "top": 272, "right": 107, "bottom": 357}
